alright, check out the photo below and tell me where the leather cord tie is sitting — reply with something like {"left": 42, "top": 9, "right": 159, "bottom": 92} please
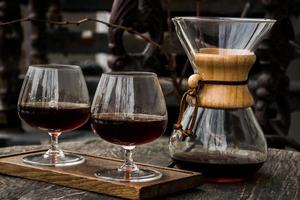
{"left": 173, "top": 75, "right": 248, "bottom": 141}
{"left": 173, "top": 82, "right": 202, "bottom": 141}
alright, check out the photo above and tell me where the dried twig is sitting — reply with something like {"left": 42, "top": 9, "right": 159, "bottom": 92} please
{"left": 0, "top": 15, "right": 183, "bottom": 99}
{"left": 290, "top": 40, "right": 300, "bottom": 54}
{"left": 241, "top": 0, "right": 254, "bottom": 18}
{"left": 241, "top": 2, "right": 251, "bottom": 18}
{"left": 0, "top": 17, "right": 161, "bottom": 48}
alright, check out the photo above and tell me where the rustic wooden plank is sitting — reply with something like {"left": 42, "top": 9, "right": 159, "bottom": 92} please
{"left": 0, "top": 148, "right": 202, "bottom": 199}
{"left": 0, "top": 137, "right": 299, "bottom": 199}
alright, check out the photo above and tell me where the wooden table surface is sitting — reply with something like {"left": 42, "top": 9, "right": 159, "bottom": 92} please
{"left": 0, "top": 136, "right": 299, "bottom": 200}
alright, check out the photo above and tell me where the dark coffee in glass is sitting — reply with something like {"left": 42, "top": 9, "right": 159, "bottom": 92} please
{"left": 91, "top": 72, "right": 167, "bottom": 182}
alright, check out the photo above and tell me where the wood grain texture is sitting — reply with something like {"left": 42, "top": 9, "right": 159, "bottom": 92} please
{"left": 0, "top": 150, "right": 202, "bottom": 199}
{"left": 193, "top": 48, "right": 256, "bottom": 109}
{"left": 0, "top": 136, "right": 299, "bottom": 200}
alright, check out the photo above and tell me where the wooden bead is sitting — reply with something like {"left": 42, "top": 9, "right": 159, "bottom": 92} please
{"left": 188, "top": 74, "right": 202, "bottom": 89}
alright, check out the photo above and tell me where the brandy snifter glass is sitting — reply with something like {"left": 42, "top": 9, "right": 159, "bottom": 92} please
{"left": 18, "top": 64, "right": 90, "bottom": 166}
{"left": 91, "top": 72, "right": 167, "bottom": 182}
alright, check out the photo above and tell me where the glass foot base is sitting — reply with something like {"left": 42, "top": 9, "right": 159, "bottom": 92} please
{"left": 95, "top": 168, "right": 162, "bottom": 182}
{"left": 23, "top": 153, "right": 85, "bottom": 167}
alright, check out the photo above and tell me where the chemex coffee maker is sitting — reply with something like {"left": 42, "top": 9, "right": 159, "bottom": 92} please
{"left": 169, "top": 17, "right": 276, "bottom": 182}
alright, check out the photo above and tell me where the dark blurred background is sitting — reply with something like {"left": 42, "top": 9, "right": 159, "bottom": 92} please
{"left": 0, "top": 0, "right": 299, "bottom": 149}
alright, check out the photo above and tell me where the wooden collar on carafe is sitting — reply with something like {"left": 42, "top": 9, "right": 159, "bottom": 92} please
{"left": 174, "top": 73, "right": 249, "bottom": 141}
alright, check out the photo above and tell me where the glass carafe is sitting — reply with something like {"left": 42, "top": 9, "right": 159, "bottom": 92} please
{"left": 169, "top": 17, "right": 276, "bottom": 182}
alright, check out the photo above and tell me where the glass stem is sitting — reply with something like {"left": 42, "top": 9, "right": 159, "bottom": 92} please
{"left": 45, "top": 132, "right": 64, "bottom": 159}
{"left": 120, "top": 146, "right": 138, "bottom": 172}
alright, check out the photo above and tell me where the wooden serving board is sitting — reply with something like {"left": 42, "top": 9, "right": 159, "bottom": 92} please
{"left": 0, "top": 149, "right": 202, "bottom": 199}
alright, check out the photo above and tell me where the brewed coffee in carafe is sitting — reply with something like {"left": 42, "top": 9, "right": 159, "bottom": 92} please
{"left": 169, "top": 17, "right": 276, "bottom": 182}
